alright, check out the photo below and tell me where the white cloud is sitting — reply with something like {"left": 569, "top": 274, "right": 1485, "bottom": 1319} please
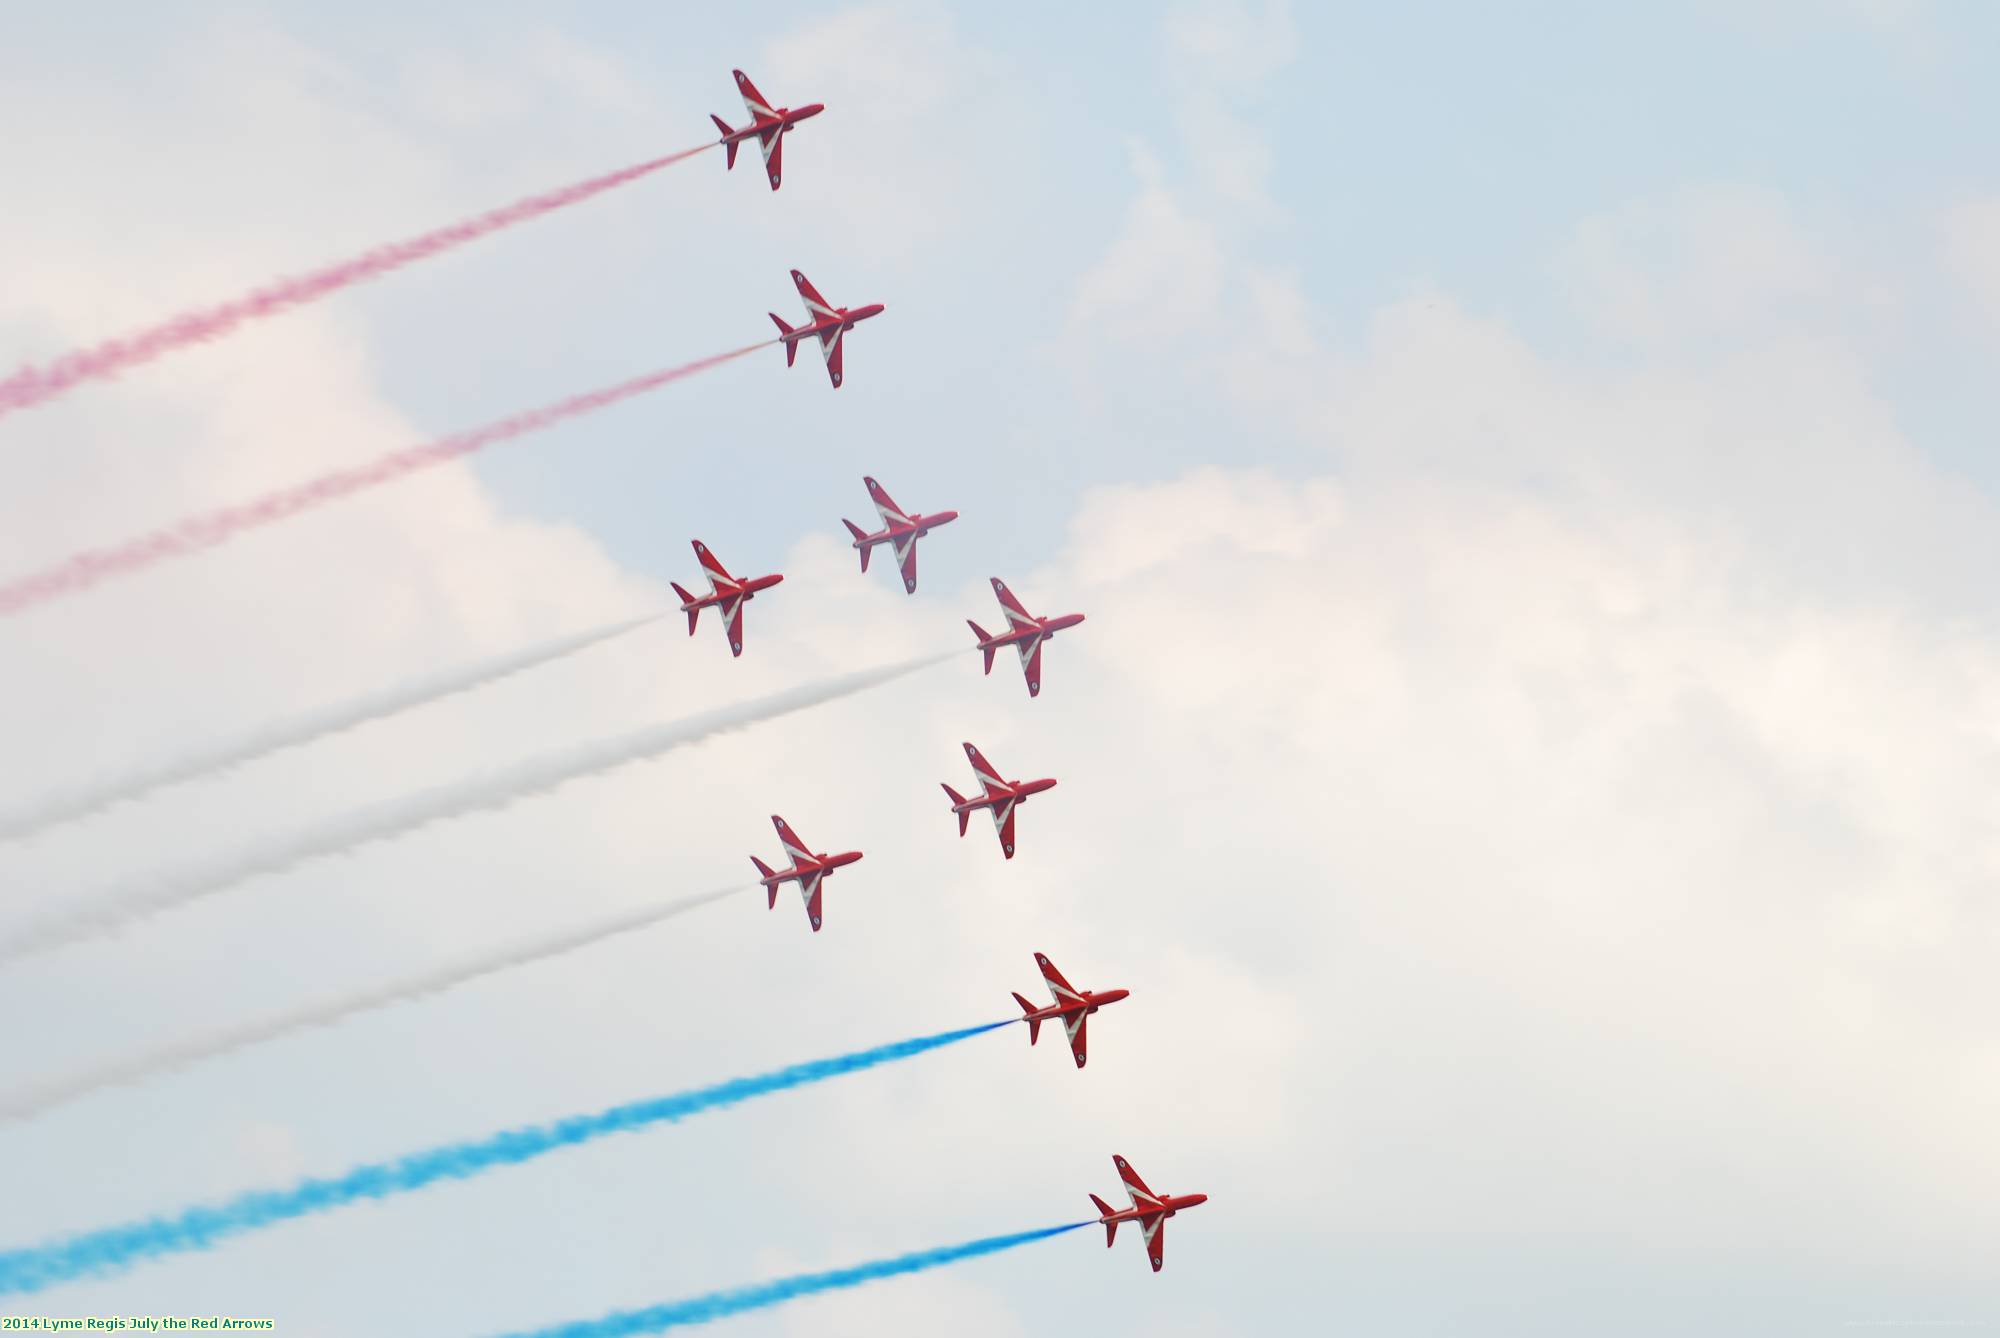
{"left": 1033, "top": 105, "right": 2000, "bottom": 1314}
{"left": 1553, "top": 184, "right": 1905, "bottom": 347}
{"left": 1042, "top": 464, "right": 2000, "bottom": 1255}
{"left": 1163, "top": 1, "right": 1296, "bottom": 216}
{"left": 1164, "top": 0, "right": 1298, "bottom": 86}
{"left": 1066, "top": 146, "right": 1227, "bottom": 342}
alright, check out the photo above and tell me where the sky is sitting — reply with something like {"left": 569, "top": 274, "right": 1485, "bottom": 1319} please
{"left": 1, "top": 1, "right": 1997, "bottom": 1334}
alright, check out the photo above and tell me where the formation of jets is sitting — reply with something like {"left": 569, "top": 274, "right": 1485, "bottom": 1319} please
{"left": 943, "top": 741, "right": 1055, "bottom": 859}
{"left": 668, "top": 483, "right": 1086, "bottom": 701}
{"left": 701, "top": 74, "right": 1206, "bottom": 1274}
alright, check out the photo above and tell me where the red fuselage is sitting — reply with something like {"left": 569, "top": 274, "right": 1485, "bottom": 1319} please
{"left": 760, "top": 848, "right": 862, "bottom": 890}
{"left": 977, "top": 611, "right": 1085, "bottom": 653}
{"left": 682, "top": 571, "right": 783, "bottom": 613}
{"left": 1020, "top": 984, "right": 1127, "bottom": 1030}
{"left": 721, "top": 102, "right": 824, "bottom": 146}
{"left": 781, "top": 302, "right": 886, "bottom": 348}
{"left": 1099, "top": 1192, "right": 1209, "bottom": 1228}
{"left": 852, "top": 509, "right": 958, "bottom": 552}
{"left": 948, "top": 773, "right": 1056, "bottom": 816}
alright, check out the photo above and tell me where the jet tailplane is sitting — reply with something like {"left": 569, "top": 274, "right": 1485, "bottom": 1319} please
{"left": 769, "top": 313, "right": 799, "bottom": 364}
{"left": 967, "top": 620, "right": 996, "bottom": 673}
{"left": 670, "top": 582, "right": 700, "bottom": 633}
{"left": 750, "top": 855, "right": 779, "bottom": 907}
{"left": 1012, "top": 992, "right": 1041, "bottom": 1043}
{"left": 941, "top": 783, "right": 970, "bottom": 833}
{"left": 1090, "top": 1195, "right": 1118, "bottom": 1245}
{"left": 843, "top": 518, "right": 871, "bottom": 568}
{"left": 711, "top": 115, "right": 739, "bottom": 167}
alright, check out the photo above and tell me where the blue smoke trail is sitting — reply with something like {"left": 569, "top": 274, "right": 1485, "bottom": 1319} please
{"left": 499, "top": 1223, "right": 1091, "bottom": 1337}
{"left": 0, "top": 1021, "right": 1010, "bottom": 1295}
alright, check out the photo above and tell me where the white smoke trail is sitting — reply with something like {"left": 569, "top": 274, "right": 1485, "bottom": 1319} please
{"left": 0, "top": 649, "right": 955, "bottom": 966}
{"left": 0, "top": 882, "right": 749, "bottom": 1123}
{"left": 0, "top": 614, "right": 662, "bottom": 845}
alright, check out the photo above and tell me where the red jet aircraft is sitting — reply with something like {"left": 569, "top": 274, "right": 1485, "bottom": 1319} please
{"left": 670, "top": 541, "right": 783, "bottom": 658}
{"left": 770, "top": 269, "right": 885, "bottom": 389}
{"left": 968, "top": 578, "right": 1085, "bottom": 698}
{"left": 841, "top": 477, "right": 958, "bottom": 594}
{"left": 749, "top": 815, "right": 862, "bottom": 933}
{"left": 1011, "top": 952, "right": 1126, "bottom": 1068}
{"left": 943, "top": 742, "right": 1056, "bottom": 859}
{"left": 710, "top": 69, "right": 823, "bottom": 191}
{"left": 1090, "top": 1156, "right": 1208, "bottom": 1273}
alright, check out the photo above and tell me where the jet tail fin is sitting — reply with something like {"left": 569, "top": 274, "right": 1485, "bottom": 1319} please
{"left": 967, "top": 621, "right": 996, "bottom": 674}
{"left": 842, "top": 518, "right": 871, "bottom": 570}
{"left": 670, "top": 582, "right": 700, "bottom": 634}
{"left": 1012, "top": 992, "right": 1040, "bottom": 1044}
{"left": 1090, "top": 1196, "right": 1117, "bottom": 1245}
{"left": 750, "top": 855, "right": 778, "bottom": 907}
{"left": 769, "top": 313, "right": 798, "bottom": 364}
{"left": 711, "top": 115, "right": 738, "bottom": 167}
{"left": 941, "top": 783, "right": 970, "bottom": 834}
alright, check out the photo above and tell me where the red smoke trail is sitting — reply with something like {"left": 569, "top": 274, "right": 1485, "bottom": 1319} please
{"left": 0, "top": 340, "right": 772, "bottom": 618}
{"left": 0, "top": 144, "right": 716, "bottom": 421}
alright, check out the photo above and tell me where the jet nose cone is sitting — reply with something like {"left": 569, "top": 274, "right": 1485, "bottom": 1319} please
{"left": 799, "top": 103, "right": 826, "bottom": 118}
{"left": 1187, "top": 1193, "right": 1209, "bottom": 1207}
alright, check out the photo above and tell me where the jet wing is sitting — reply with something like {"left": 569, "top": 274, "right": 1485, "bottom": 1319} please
{"left": 1062, "top": 1005, "right": 1087, "bottom": 1067}
{"left": 865, "top": 477, "right": 912, "bottom": 528}
{"left": 1115, "top": 1155, "right": 1163, "bottom": 1210}
{"left": 792, "top": 270, "right": 838, "bottom": 322}
{"left": 993, "top": 797, "right": 1018, "bottom": 859}
{"left": 733, "top": 69, "right": 777, "bottom": 121}
{"left": 1018, "top": 637, "right": 1044, "bottom": 697}
{"left": 990, "top": 578, "right": 1037, "bottom": 630}
{"left": 1143, "top": 1215, "right": 1165, "bottom": 1272}
{"left": 721, "top": 595, "right": 745, "bottom": 657}
{"left": 1038, "top": 953, "right": 1085, "bottom": 1006}
{"left": 800, "top": 869, "right": 824, "bottom": 932}
{"left": 772, "top": 815, "right": 812, "bottom": 864}
{"left": 819, "top": 324, "right": 845, "bottom": 389}
{"left": 758, "top": 126, "right": 784, "bottom": 190}
{"left": 692, "top": 540, "right": 737, "bottom": 593}
{"left": 963, "top": 742, "right": 1005, "bottom": 794}
{"left": 894, "top": 533, "right": 918, "bottom": 593}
